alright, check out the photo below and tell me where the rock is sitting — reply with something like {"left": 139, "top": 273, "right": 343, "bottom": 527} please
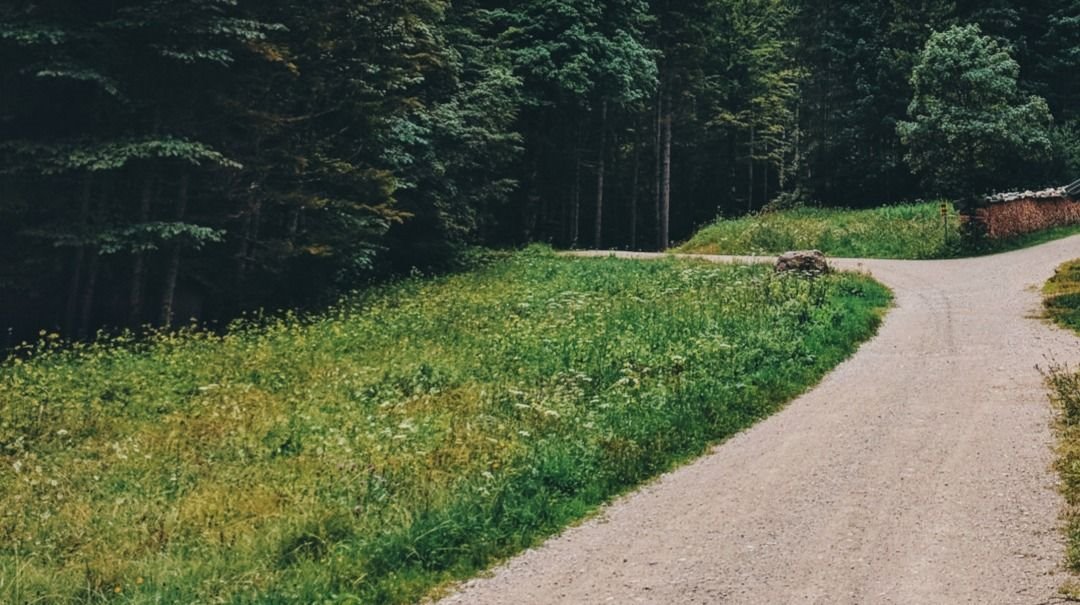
{"left": 775, "top": 250, "right": 830, "bottom": 275}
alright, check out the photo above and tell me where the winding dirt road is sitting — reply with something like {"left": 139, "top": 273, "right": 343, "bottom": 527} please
{"left": 440, "top": 235, "right": 1080, "bottom": 605}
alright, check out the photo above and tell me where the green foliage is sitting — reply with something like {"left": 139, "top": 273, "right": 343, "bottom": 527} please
{"left": 0, "top": 0, "right": 524, "bottom": 337}
{"left": 2, "top": 0, "right": 1078, "bottom": 341}
{"left": 378, "top": 1, "right": 525, "bottom": 270}
{"left": 0, "top": 139, "right": 242, "bottom": 175}
{"left": 1038, "top": 0, "right": 1080, "bottom": 123}
{"left": 897, "top": 24, "right": 1054, "bottom": 206}
{"left": 23, "top": 222, "right": 226, "bottom": 254}
{"left": 472, "top": 0, "right": 661, "bottom": 246}
{"left": 1052, "top": 120, "right": 1080, "bottom": 177}
{"left": 0, "top": 0, "right": 300, "bottom": 335}
{"left": 0, "top": 250, "right": 889, "bottom": 603}
{"left": 491, "top": 0, "right": 656, "bottom": 107}
{"left": 706, "top": 0, "right": 802, "bottom": 209}
{"left": 30, "top": 66, "right": 124, "bottom": 98}
{"left": 101, "top": 223, "right": 227, "bottom": 254}
{"left": 681, "top": 201, "right": 1080, "bottom": 259}
{"left": 790, "top": 0, "right": 1077, "bottom": 206}
{"left": 789, "top": 0, "right": 952, "bottom": 206}
{"left": 1042, "top": 261, "right": 1080, "bottom": 575}
{"left": 0, "top": 24, "right": 67, "bottom": 46}
{"left": 1044, "top": 260, "right": 1080, "bottom": 333}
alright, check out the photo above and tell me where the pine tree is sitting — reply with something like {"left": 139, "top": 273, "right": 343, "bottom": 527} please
{"left": 791, "top": 0, "right": 952, "bottom": 206}
{"left": 480, "top": 0, "right": 656, "bottom": 246}
{"left": 0, "top": 1, "right": 259, "bottom": 333}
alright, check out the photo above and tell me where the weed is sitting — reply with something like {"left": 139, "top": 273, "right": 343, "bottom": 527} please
{"left": 1043, "top": 260, "right": 1080, "bottom": 580}
{"left": 680, "top": 202, "right": 1080, "bottom": 259}
{"left": 0, "top": 246, "right": 890, "bottom": 604}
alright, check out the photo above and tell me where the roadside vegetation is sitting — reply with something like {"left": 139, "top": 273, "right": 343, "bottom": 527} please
{"left": 0, "top": 248, "right": 890, "bottom": 604}
{"left": 679, "top": 202, "right": 961, "bottom": 259}
{"left": 679, "top": 202, "right": 1080, "bottom": 259}
{"left": 1043, "top": 260, "right": 1080, "bottom": 591}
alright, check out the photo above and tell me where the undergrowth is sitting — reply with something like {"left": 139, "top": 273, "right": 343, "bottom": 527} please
{"left": 679, "top": 202, "right": 1080, "bottom": 259}
{"left": 0, "top": 246, "right": 890, "bottom": 604}
{"left": 1043, "top": 260, "right": 1080, "bottom": 596}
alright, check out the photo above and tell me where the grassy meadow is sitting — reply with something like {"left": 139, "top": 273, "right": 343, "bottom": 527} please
{"left": 679, "top": 202, "right": 1080, "bottom": 259}
{"left": 1044, "top": 260, "right": 1080, "bottom": 584}
{"left": 1046, "top": 260, "right": 1080, "bottom": 332}
{"left": 0, "top": 247, "right": 890, "bottom": 604}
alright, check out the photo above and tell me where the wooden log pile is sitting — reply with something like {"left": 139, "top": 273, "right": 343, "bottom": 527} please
{"left": 975, "top": 186, "right": 1080, "bottom": 239}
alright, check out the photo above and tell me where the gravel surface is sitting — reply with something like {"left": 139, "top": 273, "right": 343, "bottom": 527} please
{"left": 439, "top": 236, "right": 1080, "bottom": 605}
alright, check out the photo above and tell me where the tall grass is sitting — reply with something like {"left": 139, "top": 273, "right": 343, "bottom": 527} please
{"left": 679, "top": 202, "right": 1080, "bottom": 259}
{"left": 1044, "top": 260, "right": 1080, "bottom": 586}
{"left": 679, "top": 203, "right": 960, "bottom": 259}
{"left": 0, "top": 247, "right": 890, "bottom": 604}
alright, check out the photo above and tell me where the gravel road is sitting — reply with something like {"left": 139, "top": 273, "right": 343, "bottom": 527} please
{"left": 440, "top": 235, "right": 1080, "bottom": 605}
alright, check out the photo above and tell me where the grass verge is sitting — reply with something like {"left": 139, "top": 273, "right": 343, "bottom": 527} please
{"left": 0, "top": 246, "right": 890, "bottom": 604}
{"left": 1043, "top": 260, "right": 1080, "bottom": 596}
{"left": 679, "top": 202, "right": 1080, "bottom": 259}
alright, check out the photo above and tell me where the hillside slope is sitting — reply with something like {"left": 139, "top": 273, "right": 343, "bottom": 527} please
{"left": 0, "top": 248, "right": 889, "bottom": 604}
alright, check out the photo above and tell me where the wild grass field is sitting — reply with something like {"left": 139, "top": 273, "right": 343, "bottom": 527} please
{"left": 1044, "top": 260, "right": 1080, "bottom": 582}
{"left": 0, "top": 247, "right": 890, "bottom": 604}
{"left": 679, "top": 202, "right": 1080, "bottom": 259}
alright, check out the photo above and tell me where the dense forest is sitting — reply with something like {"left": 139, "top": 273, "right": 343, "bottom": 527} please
{"left": 2, "top": 0, "right": 1078, "bottom": 342}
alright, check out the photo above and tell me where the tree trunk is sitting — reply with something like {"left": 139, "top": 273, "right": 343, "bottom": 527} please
{"left": 748, "top": 123, "right": 755, "bottom": 213}
{"left": 779, "top": 126, "right": 788, "bottom": 193}
{"left": 660, "top": 87, "right": 673, "bottom": 251}
{"left": 570, "top": 148, "right": 582, "bottom": 249}
{"left": 65, "top": 248, "right": 85, "bottom": 336}
{"left": 630, "top": 129, "right": 641, "bottom": 251}
{"left": 130, "top": 109, "right": 163, "bottom": 327}
{"left": 236, "top": 196, "right": 262, "bottom": 285}
{"left": 794, "top": 104, "right": 802, "bottom": 185}
{"left": 594, "top": 100, "right": 608, "bottom": 249}
{"left": 64, "top": 176, "right": 93, "bottom": 335}
{"left": 237, "top": 138, "right": 263, "bottom": 285}
{"left": 561, "top": 159, "right": 570, "bottom": 244}
{"left": 65, "top": 92, "right": 102, "bottom": 336}
{"left": 235, "top": 210, "right": 252, "bottom": 283}
{"left": 128, "top": 175, "right": 156, "bottom": 327}
{"left": 77, "top": 252, "right": 100, "bottom": 340}
{"left": 654, "top": 92, "right": 663, "bottom": 250}
{"left": 763, "top": 139, "right": 769, "bottom": 206}
{"left": 160, "top": 174, "right": 190, "bottom": 328}
{"left": 538, "top": 163, "right": 549, "bottom": 240}
{"left": 78, "top": 175, "right": 112, "bottom": 339}
{"left": 287, "top": 205, "right": 301, "bottom": 241}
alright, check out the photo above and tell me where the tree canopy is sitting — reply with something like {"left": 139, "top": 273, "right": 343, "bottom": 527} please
{"left": 898, "top": 24, "right": 1053, "bottom": 206}
{"left": 2, "top": 0, "right": 1077, "bottom": 340}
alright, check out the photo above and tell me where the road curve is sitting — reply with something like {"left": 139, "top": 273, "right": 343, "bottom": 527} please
{"left": 439, "top": 235, "right": 1080, "bottom": 605}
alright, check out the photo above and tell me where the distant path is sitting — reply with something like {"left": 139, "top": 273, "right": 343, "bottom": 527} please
{"left": 440, "top": 236, "right": 1080, "bottom": 604}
